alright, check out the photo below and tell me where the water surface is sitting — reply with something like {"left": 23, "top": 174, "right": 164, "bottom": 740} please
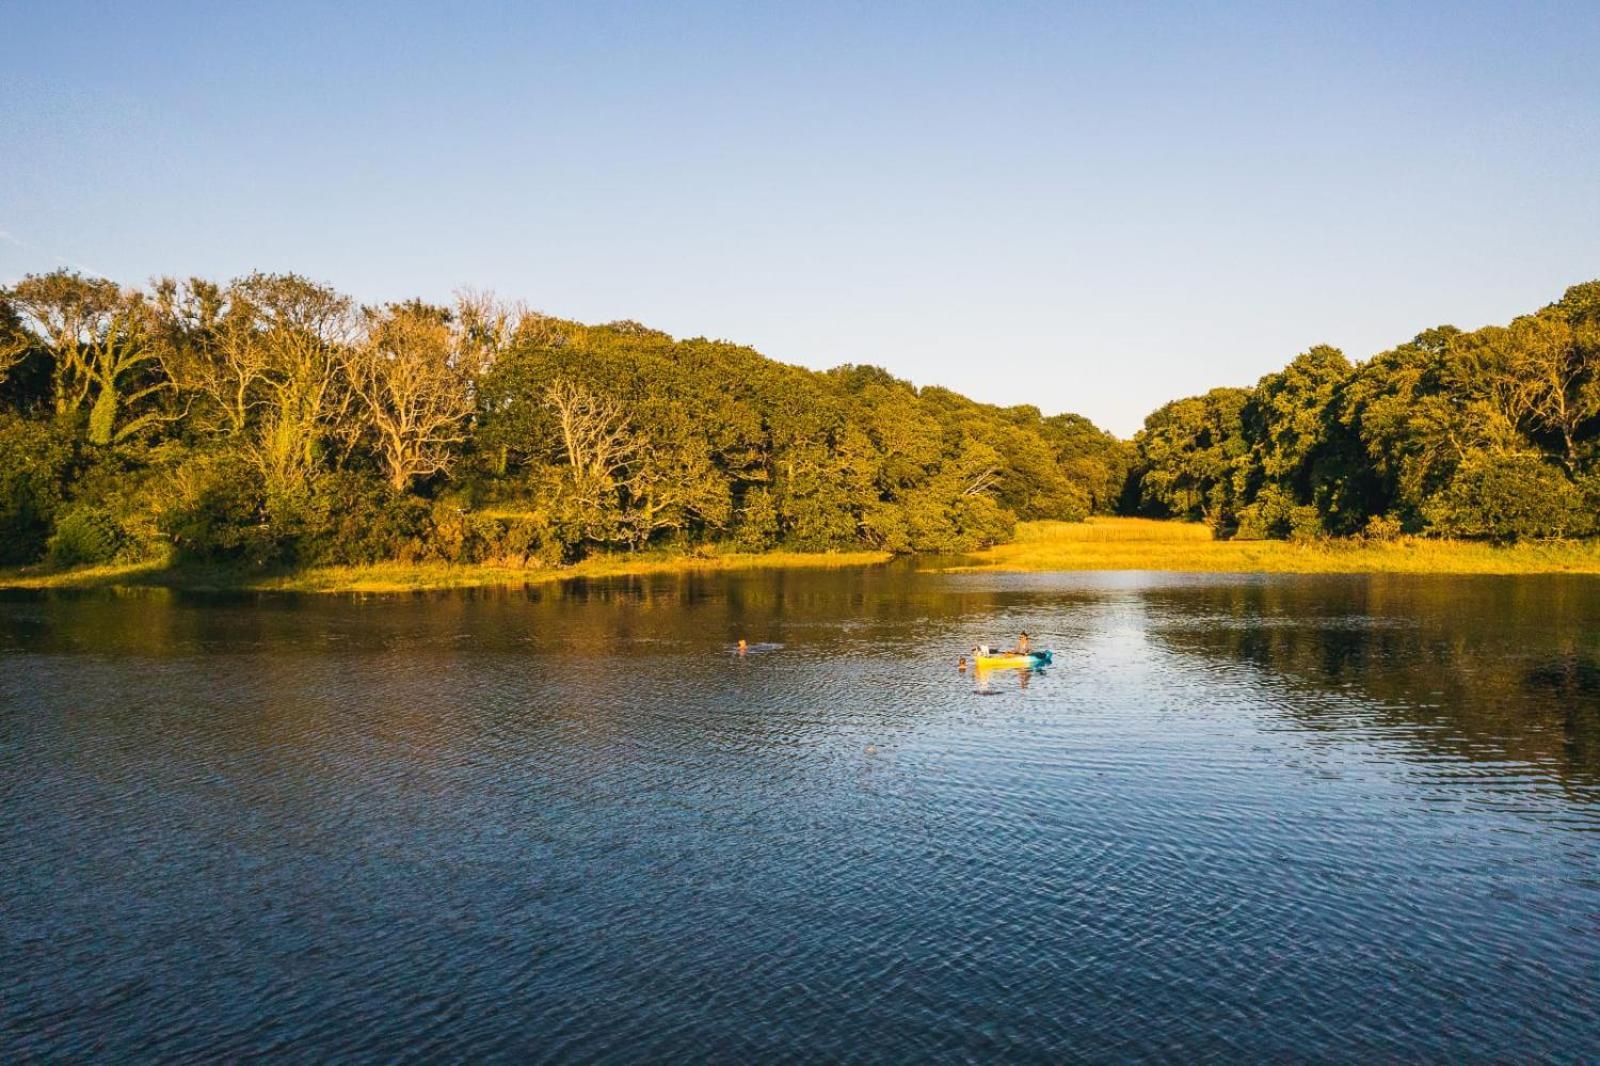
{"left": 3, "top": 568, "right": 1598, "bottom": 1061}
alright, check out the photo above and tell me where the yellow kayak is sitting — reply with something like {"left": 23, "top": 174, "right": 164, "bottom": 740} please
{"left": 974, "top": 649, "right": 1053, "bottom": 669}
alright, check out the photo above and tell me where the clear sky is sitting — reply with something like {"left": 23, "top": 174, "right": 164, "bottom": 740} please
{"left": 2, "top": 1, "right": 1596, "bottom": 435}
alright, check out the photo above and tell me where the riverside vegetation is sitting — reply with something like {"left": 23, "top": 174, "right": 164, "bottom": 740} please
{"left": 1, "top": 272, "right": 1597, "bottom": 591}
{"left": 956, "top": 518, "right": 1600, "bottom": 575}
{"left": 0, "top": 271, "right": 1128, "bottom": 588}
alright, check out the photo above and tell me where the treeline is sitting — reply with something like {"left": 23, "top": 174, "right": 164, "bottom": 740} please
{"left": 1131, "top": 282, "right": 1600, "bottom": 541}
{"left": 0, "top": 271, "right": 1131, "bottom": 569}
{"left": 6, "top": 270, "right": 1594, "bottom": 573}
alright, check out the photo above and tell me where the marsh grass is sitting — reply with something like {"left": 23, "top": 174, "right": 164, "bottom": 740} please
{"left": 8, "top": 517, "right": 1600, "bottom": 593}
{"left": 0, "top": 547, "right": 893, "bottom": 594}
{"left": 948, "top": 518, "right": 1600, "bottom": 575}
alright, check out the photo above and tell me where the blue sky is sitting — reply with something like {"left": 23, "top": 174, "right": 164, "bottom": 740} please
{"left": 2, "top": 1, "right": 1596, "bottom": 434}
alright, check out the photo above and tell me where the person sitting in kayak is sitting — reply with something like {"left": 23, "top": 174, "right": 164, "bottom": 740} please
{"left": 1011, "top": 632, "right": 1030, "bottom": 655}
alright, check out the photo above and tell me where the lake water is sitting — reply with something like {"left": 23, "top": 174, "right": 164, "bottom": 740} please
{"left": 3, "top": 567, "right": 1599, "bottom": 1061}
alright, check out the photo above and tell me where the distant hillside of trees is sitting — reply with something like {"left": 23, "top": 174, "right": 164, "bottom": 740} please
{"left": 5, "top": 272, "right": 1595, "bottom": 573}
{"left": 0, "top": 271, "right": 1131, "bottom": 569}
{"left": 1129, "top": 281, "right": 1600, "bottom": 542}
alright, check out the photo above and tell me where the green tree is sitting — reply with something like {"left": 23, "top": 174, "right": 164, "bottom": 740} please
{"left": 1422, "top": 451, "right": 1586, "bottom": 541}
{"left": 0, "top": 415, "right": 76, "bottom": 563}
{"left": 1133, "top": 388, "right": 1249, "bottom": 521}
{"left": 4, "top": 272, "right": 174, "bottom": 445}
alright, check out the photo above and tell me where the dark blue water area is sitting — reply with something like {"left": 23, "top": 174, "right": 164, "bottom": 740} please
{"left": 2, "top": 568, "right": 1598, "bottom": 1061}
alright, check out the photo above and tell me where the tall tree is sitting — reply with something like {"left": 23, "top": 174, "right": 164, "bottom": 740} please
{"left": 225, "top": 273, "right": 359, "bottom": 495}
{"left": 346, "top": 302, "right": 476, "bottom": 490}
{"left": 4, "top": 271, "right": 175, "bottom": 446}
{"left": 1133, "top": 388, "right": 1249, "bottom": 521}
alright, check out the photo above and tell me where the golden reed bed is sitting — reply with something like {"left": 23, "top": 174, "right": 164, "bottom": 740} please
{"left": 949, "top": 518, "right": 1600, "bottom": 576}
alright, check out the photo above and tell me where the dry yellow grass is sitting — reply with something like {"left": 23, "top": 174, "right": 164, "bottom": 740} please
{"left": 0, "top": 547, "right": 892, "bottom": 594}
{"left": 8, "top": 518, "right": 1600, "bottom": 593}
{"left": 247, "top": 549, "right": 892, "bottom": 593}
{"left": 949, "top": 518, "right": 1600, "bottom": 575}
{"left": 0, "top": 559, "right": 177, "bottom": 590}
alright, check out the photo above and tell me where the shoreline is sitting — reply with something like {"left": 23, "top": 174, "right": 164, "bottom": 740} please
{"left": 946, "top": 519, "right": 1600, "bottom": 577}
{"left": 5, "top": 518, "right": 1600, "bottom": 594}
{"left": 0, "top": 548, "right": 894, "bottom": 595}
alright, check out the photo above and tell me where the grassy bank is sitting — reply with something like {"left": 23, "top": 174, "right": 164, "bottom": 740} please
{"left": 0, "top": 547, "right": 893, "bottom": 594}
{"left": 949, "top": 518, "right": 1600, "bottom": 575}
{"left": 8, "top": 517, "right": 1600, "bottom": 593}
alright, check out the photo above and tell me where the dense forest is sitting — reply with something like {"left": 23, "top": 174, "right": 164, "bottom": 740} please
{"left": 3, "top": 272, "right": 1596, "bottom": 574}
{"left": 1130, "top": 281, "right": 1600, "bottom": 541}
{"left": 0, "top": 271, "right": 1131, "bottom": 569}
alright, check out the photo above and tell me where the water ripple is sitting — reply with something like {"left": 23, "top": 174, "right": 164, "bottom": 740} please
{"left": 2, "top": 570, "right": 1598, "bottom": 1061}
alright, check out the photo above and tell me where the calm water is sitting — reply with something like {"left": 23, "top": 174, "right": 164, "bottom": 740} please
{"left": 3, "top": 568, "right": 1599, "bottom": 1062}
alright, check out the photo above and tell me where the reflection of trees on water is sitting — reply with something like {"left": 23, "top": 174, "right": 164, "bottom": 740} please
{"left": 0, "top": 566, "right": 1090, "bottom": 804}
{"left": 1, "top": 562, "right": 1096, "bottom": 662}
{"left": 23, "top": 569, "right": 1595, "bottom": 795}
{"left": 1144, "top": 575, "right": 1600, "bottom": 792}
